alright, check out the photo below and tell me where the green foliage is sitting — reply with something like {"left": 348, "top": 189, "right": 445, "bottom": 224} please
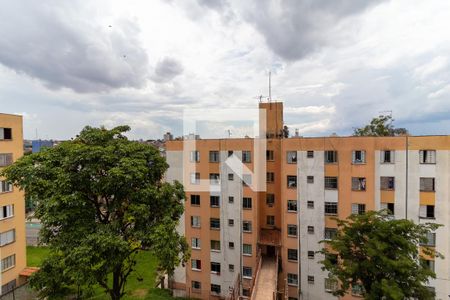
{"left": 353, "top": 114, "right": 408, "bottom": 136}
{"left": 3, "top": 126, "right": 188, "bottom": 300}
{"left": 320, "top": 210, "right": 441, "bottom": 300}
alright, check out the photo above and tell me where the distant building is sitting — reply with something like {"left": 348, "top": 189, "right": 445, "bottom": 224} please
{"left": 31, "top": 140, "right": 54, "bottom": 153}
{"left": 164, "top": 132, "right": 174, "bottom": 142}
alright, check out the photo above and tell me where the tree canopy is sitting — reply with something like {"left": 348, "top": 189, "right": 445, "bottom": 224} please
{"left": 2, "top": 125, "right": 189, "bottom": 300}
{"left": 353, "top": 114, "right": 408, "bottom": 136}
{"left": 320, "top": 210, "right": 441, "bottom": 300}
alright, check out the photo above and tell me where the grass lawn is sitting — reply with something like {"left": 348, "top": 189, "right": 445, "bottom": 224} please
{"left": 26, "top": 246, "right": 185, "bottom": 300}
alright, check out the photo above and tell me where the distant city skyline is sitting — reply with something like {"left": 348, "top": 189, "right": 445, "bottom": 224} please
{"left": 1, "top": 0, "right": 450, "bottom": 140}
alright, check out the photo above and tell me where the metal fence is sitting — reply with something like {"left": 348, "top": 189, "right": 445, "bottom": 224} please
{"left": 0, "top": 283, "right": 37, "bottom": 300}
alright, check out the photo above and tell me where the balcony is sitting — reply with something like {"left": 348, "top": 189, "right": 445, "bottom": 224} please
{"left": 259, "top": 228, "right": 281, "bottom": 246}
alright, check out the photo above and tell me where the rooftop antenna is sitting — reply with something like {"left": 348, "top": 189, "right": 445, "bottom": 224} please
{"left": 268, "top": 71, "right": 272, "bottom": 102}
{"left": 254, "top": 95, "right": 267, "bottom": 102}
{"left": 227, "top": 129, "right": 232, "bottom": 138}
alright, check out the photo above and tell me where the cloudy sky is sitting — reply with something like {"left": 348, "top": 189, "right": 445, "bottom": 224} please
{"left": 1, "top": 0, "right": 450, "bottom": 140}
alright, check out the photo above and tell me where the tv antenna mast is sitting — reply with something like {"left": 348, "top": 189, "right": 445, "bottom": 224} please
{"left": 268, "top": 71, "right": 272, "bottom": 102}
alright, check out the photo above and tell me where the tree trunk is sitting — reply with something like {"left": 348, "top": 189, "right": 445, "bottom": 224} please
{"left": 111, "top": 269, "right": 121, "bottom": 300}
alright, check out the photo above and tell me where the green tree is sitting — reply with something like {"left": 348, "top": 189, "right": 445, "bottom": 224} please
{"left": 353, "top": 114, "right": 408, "bottom": 136}
{"left": 2, "top": 126, "right": 189, "bottom": 300}
{"left": 320, "top": 210, "right": 441, "bottom": 300}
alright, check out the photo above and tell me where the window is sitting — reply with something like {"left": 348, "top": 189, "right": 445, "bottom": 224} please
{"left": 0, "top": 128, "right": 12, "bottom": 140}
{"left": 210, "top": 196, "right": 220, "bottom": 207}
{"left": 243, "top": 244, "right": 252, "bottom": 255}
{"left": 287, "top": 151, "right": 297, "bottom": 163}
{"left": 287, "top": 224, "right": 297, "bottom": 237}
{"left": 228, "top": 196, "right": 234, "bottom": 203}
{"left": 352, "top": 150, "right": 366, "bottom": 164}
{"left": 190, "top": 194, "right": 200, "bottom": 206}
{"left": 242, "top": 289, "right": 250, "bottom": 297}
{"left": 191, "top": 238, "right": 201, "bottom": 249}
{"left": 381, "top": 202, "right": 395, "bottom": 215}
{"left": 307, "top": 251, "right": 315, "bottom": 259}
{"left": 324, "top": 202, "right": 338, "bottom": 215}
{"left": 190, "top": 151, "right": 200, "bottom": 162}
{"left": 243, "top": 221, "right": 252, "bottom": 232}
{"left": 307, "top": 226, "right": 314, "bottom": 234}
{"left": 242, "top": 174, "right": 252, "bottom": 186}
{"left": 211, "top": 240, "right": 221, "bottom": 251}
{"left": 266, "top": 150, "right": 274, "bottom": 161}
{"left": 307, "top": 201, "right": 314, "bottom": 209}
{"left": 191, "top": 216, "right": 201, "bottom": 228}
{"left": 381, "top": 150, "right": 394, "bottom": 163}
{"left": 229, "top": 242, "right": 235, "bottom": 249}
{"left": 266, "top": 194, "right": 275, "bottom": 206}
{"left": 266, "top": 215, "right": 275, "bottom": 226}
{"left": 288, "top": 249, "right": 298, "bottom": 261}
{"left": 325, "top": 177, "right": 338, "bottom": 189}
{"left": 380, "top": 177, "right": 395, "bottom": 190}
{"left": 420, "top": 177, "right": 435, "bottom": 192}
{"left": 229, "top": 264, "right": 235, "bottom": 272}
{"left": 324, "top": 228, "right": 337, "bottom": 240}
{"left": 307, "top": 276, "right": 315, "bottom": 284}
{"left": 352, "top": 177, "right": 366, "bottom": 191}
{"left": 287, "top": 175, "right": 297, "bottom": 188}
{"left": 191, "top": 281, "right": 201, "bottom": 291}
{"left": 420, "top": 150, "right": 436, "bottom": 164}
{"left": 242, "top": 151, "right": 251, "bottom": 163}
{"left": 422, "top": 259, "right": 435, "bottom": 272}
{"left": 209, "top": 151, "right": 219, "bottom": 162}
{"left": 0, "top": 204, "right": 14, "bottom": 220}
{"left": 211, "top": 262, "right": 221, "bottom": 274}
{"left": 0, "top": 153, "right": 13, "bottom": 167}
{"left": 351, "top": 203, "right": 366, "bottom": 215}
{"left": 190, "top": 172, "right": 200, "bottom": 184}
{"left": 243, "top": 197, "right": 252, "bottom": 209}
{"left": 209, "top": 173, "right": 220, "bottom": 185}
{"left": 287, "top": 200, "right": 297, "bottom": 212}
{"left": 352, "top": 284, "right": 364, "bottom": 296}
{"left": 288, "top": 273, "right": 299, "bottom": 286}
{"left": 325, "top": 278, "right": 338, "bottom": 292}
{"left": 0, "top": 181, "right": 13, "bottom": 193}
{"left": 420, "top": 205, "right": 435, "bottom": 219}
{"left": 325, "top": 151, "right": 338, "bottom": 163}
{"left": 307, "top": 150, "right": 314, "bottom": 158}
{"left": 243, "top": 266, "right": 252, "bottom": 278}
{"left": 211, "top": 284, "right": 221, "bottom": 294}
{"left": 210, "top": 218, "right": 220, "bottom": 230}
{"left": 307, "top": 175, "right": 314, "bottom": 183}
{"left": 0, "top": 229, "right": 15, "bottom": 246}
{"left": 191, "top": 259, "right": 201, "bottom": 270}
{"left": 228, "top": 219, "right": 234, "bottom": 226}
{"left": 228, "top": 173, "right": 234, "bottom": 181}
{"left": 421, "top": 232, "right": 436, "bottom": 247}
{"left": 266, "top": 172, "right": 275, "bottom": 183}
{"left": 1, "top": 254, "right": 15, "bottom": 272}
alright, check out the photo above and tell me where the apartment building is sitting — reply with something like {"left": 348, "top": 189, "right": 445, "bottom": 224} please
{"left": 0, "top": 114, "right": 26, "bottom": 295}
{"left": 166, "top": 102, "right": 450, "bottom": 300}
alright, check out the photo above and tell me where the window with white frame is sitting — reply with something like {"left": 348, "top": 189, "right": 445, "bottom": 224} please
{"left": 307, "top": 175, "right": 314, "bottom": 183}
{"left": 325, "top": 177, "right": 338, "bottom": 189}
{"left": 266, "top": 150, "right": 274, "bottom": 161}
{"left": 420, "top": 232, "right": 436, "bottom": 247}
{"left": 242, "top": 151, "right": 251, "bottom": 163}
{"left": 288, "top": 273, "right": 299, "bottom": 286}
{"left": 243, "top": 197, "right": 252, "bottom": 209}
{"left": 380, "top": 202, "right": 395, "bottom": 215}
{"left": 325, "top": 151, "right": 338, "bottom": 163}
{"left": 287, "top": 151, "right": 297, "bottom": 163}
{"left": 228, "top": 219, "right": 234, "bottom": 226}
{"left": 1, "top": 254, "right": 15, "bottom": 271}
{"left": 243, "top": 244, "right": 252, "bottom": 256}
{"left": 0, "top": 181, "right": 13, "bottom": 193}
{"left": 0, "top": 153, "right": 13, "bottom": 167}
{"left": 266, "top": 172, "right": 275, "bottom": 183}
{"left": 324, "top": 202, "right": 338, "bottom": 215}
{"left": 0, "top": 229, "right": 15, "bottom": 246}
{"left": 191, "top": 216, "right": 201, "bottom": 228}
{"left": 191, "top": 281, "right": 201, "bottom": 291}
{"left": 380, "top": 177, "right": 395, "bottom": 190}
{"left": 242, "top": 221, "right": 252, "bottom": 232}
{"left": 210, "top": 240, "right": 221, "bottom": 251}
{"left": 0, "top": 204, "right": 14, "bottom": 220}
{"left": 190, "top": 194, "right": 200, "bottom": 206}
{"left": 191, "top": 259, "right": 201, "bottom": 270}
{"left": 211, "top": 262, "right": 221, "bottom": 274}
{"left": 228, "top": 173, "right": 234, "bottom": 181}
{"left": 381, "top": 150, "right": 394, "bottom": 163}
{"left": 191, "top": 237, "right": 201, "bottom": 249}
{"left": 420, "top": 150, "right": 436, "bottom": 164}
{"left": 190, "top": 151, "right": 200, "bottom": 162}
{"left": 324, "top": 228, "right": 337, "bottom": 240}
{"left": 266, "top": 215, "right": 275, "bottom": 226}
{"left": 352, "top": 177, "right": 366, "bottom": 191}
{"left": 307, "top": 251, "right": 315, "bottom": 259}
{"left": 287, "top": 224, "right": 297, "bottom": 237}
{"left": 210, "top": 218, "right": 220, "bottom": 230}
{"left": 190, "top": 172, "right": 200, "bottom": 184}
{"left": 307, "top": 201, "right": 314, "bottom": 209}
{"left": 307, "top": 275, "right": 314, "bottom": 284}
{"left": 0, "top": 128, "right": 12, "bottom": 140}
{"left": 419, "top": 205, "right": 435, "bottom": 219}
{"left": 352, "top": 150, "right": 366, "bottom": 164}
{"left": 307, "top": 150, "right": 314, "bottom": 158}
{"left": 351, "top": 203, "right": 366, "bottom": 215}
{"left": 266, "top": 194, "right": 275, "bottom": 206}
{"left": 287, "top": 200, "right": 297, "bottom": 212}
{"left": 287, "top": 175, "right": 297, "bottom": 188}
{"left": 287, "top": 249, "right": 298, "bottom": 261}
{"left": 243, "top": 266, "right": 252, "bottom": 278}
{"left": 210, "top": 196, "right": 220, "bottom": 207}
{"left": 325, "top": 278, "right": 338, "bottom": 292}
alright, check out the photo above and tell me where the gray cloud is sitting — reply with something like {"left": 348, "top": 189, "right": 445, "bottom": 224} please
{"left": 0, "top": 1, "right": 149, "bottom": 93}
{"left": 152, "top": 57, "right": 184, "bottom": 83}
{"left": 240, "top": 0, "right": 386, "bottom": 61}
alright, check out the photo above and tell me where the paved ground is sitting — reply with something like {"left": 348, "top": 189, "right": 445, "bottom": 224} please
{"left": 252, "top": 257, "right": 277, "bottom": 300}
